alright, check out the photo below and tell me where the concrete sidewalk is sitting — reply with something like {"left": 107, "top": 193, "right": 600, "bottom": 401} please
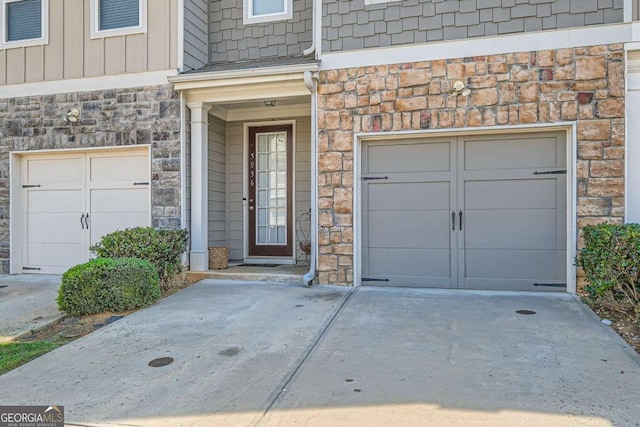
{"left": 0, "top": 275, "right": 62, "bottom": 342}
{"left": 1, "top": 281, "right": 639, "bottom": 426}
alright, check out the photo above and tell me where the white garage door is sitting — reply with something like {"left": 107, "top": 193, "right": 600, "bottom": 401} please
{"left": 361, "top": 132, "right": 567, "bottom": 291}
{"left": 21, "top": 148, "right": 151, "bottom": 274}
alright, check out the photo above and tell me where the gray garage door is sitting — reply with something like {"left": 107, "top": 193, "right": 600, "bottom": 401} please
{"left": 361, "top": 132, "right": 567, "bottom": 291}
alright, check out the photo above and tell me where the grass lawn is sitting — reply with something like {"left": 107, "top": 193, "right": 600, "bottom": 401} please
{"left": 0, "top": 341, "right": 64, "bottom": 375}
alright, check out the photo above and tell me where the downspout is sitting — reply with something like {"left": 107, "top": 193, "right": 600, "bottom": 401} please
{"left": 303, "top": 71, "right": 317, "bottom": 286}
{"left": 302, "top": 0, "right": 317, "bottom": 57}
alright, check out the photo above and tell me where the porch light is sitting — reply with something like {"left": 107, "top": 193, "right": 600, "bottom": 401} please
{"left": 66, "top": 108, "right": 80, "bottom": 123}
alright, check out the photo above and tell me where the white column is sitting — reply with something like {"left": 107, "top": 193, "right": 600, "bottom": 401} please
{"left": 187, "top": 101, "right": 212, "bottom": 271}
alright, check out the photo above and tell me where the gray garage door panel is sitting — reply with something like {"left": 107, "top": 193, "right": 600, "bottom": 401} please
{"left": 368, "top": 248, "right": 452, "bottom": 287}
{"left": 368, "top": 211, "right": 450, "bottom": 248}
{"left": 464, "top": 209, "right": 558, "bottom": 250}
{"left": 464, "top": 136, "right": 560, "bottom": 170}
{"left": 366, "top": 141, "right": 451, "bottom": 173}
{"left": 368, "top": 182, "right": 450, "bottom": 211}
{"left": 465, "top": 179, "right": 557, "bottom": 209}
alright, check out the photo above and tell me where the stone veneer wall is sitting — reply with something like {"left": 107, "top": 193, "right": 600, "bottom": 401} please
{"left": 317, "top": 44, "right": 625, "bottom": 286}
{"left": 0, "top": 84, "right": 182, "bottom": 273}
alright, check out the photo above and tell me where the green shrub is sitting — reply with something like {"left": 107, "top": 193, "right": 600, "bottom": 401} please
{"left": 89, "top": 227, "right": 189, "bottom": 289}
{"left": 57, "top": 258, "right": 161, "bottom": 316}
{"left": 579, "top": 223, "right": 640, "bottom": 319}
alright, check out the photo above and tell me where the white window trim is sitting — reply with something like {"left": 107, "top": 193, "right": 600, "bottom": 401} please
{"left": 90, "top": 0, "right": 147, "bottom": 39}
{"left": 243, "top": 0, "right": 293, "bottom": 25}
{"left": 0, "top": 0, "right": 48, "bottom": 49}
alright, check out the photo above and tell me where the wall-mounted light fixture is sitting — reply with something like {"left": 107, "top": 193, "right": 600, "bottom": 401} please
{"left": 264, "top": 100, "right": 277, "bottom": 107}
{"left": 66, "top": 108, "right": 80, "bottom": 123}
{"left": 449, "top": 81, "right": 471, "bottom": 97}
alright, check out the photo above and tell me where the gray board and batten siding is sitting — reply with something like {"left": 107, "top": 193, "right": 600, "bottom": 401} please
{"left": 184, "top": 0, "right": 209, "bottom": 71}
{"left": 210, "top": 0, "right": 313, "bottom": 63}
{"left": 322, "top": 0, "right": 624, "bottom": 53}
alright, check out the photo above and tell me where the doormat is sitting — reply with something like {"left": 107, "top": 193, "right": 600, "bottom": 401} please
{"left": 238, "top": 264, "right": 281, "bottom": 267}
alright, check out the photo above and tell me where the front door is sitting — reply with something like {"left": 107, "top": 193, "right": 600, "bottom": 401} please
{"left": 248, "top": 125, "right": 293, "bottom": 258}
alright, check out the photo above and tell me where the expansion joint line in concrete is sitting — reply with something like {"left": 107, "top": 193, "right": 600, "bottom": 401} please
{"left": 257, "top": 286, "right": 358, "bottom": 424}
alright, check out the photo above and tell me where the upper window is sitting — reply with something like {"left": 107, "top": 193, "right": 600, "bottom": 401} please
{"left": 1, "top": 0, "right": 48, "bottom": 48}
{"left": 91, "top": 0, "right": 146, "bottom": 39}
{"left": 243, "top": 0, "right": 293, "bottom": 25}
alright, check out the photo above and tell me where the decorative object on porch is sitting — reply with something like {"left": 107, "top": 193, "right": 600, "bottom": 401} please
{"left": 209, "top": 247, "right": 229, "bottom": 270}
{"left": 296, "top": 210, "right": 311, "bottom": 264}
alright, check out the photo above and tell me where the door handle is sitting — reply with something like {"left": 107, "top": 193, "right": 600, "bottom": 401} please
{"left": 84, "top": 213, "right": 90, "bottom": 229}
{"left": 459, "top": 211, "right": 463, "bottom": 231}
{"left": 451, "top": 211, "right": 456, "bottom": 231}
{"left": 80, "top": 214, "right": 85, "bottom": 230}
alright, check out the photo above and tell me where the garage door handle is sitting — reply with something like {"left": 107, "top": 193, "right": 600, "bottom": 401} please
{"left": 85, "top": 214, "right": 90, "bottom": 229}
{"left": 452, "top": 211, "right": 456, "bottom": 231}
{"left": 80, "top": 214, "right": 85, "bottom": 230}
{"left": 459, "top": 211, "right": 463, "bottom": 231}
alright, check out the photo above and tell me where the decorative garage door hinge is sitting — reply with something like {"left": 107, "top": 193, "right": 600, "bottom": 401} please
{"left": 22, "top": 184, "right": 41, "bottom": 188}
{"left": 362, "top": 176, "right": 389, "bottom": 181}
{"left": 532, "top": 283, "right": 566, "bottom": 288}
{"left": 533, "top": 170, "right": 566, "bottom": 175}
{"left": 22, "top": 267, "right": 42, "bottom": 271}
{"left": 362, "top": 278, "right": 390, "bottom": 282}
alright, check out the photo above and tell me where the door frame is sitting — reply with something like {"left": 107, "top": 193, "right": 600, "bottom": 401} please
{"left": 354, "top": 123, "right": 578, "bottom": 293}
{"left": 242, "top": 120, "right": 297, "bottom": 264}
{"left": 10, "top": 145, "right": 152, "bottom": 274}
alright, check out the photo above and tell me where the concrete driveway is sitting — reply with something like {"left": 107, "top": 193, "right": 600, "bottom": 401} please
{"left": 0, "top": 275, "right": 62, "bottom": 342}
{"left": 0, "top": 280, "right": 639, "bottom": 426}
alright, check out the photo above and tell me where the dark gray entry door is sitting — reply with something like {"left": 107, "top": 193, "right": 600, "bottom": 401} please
{"left": 361, "top": 132, "right": 567, "bottom": 291}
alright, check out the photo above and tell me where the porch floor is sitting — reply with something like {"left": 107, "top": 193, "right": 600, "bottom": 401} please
{"left": 186, "top": 263, "right": 309, "bottom": 284}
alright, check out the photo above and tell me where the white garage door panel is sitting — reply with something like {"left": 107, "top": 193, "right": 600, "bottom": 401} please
{"left": 27, "top": 190, "right": 82, "bottom": 213}
{"left": 368, "top": 211, "right": 450, "bottom": 248}
{"left": 26, "top": 158, "right": 83, "bottom": 183}
{"left": 26, "top": 213, "right": 82, "bottom": 244}
{"left": 90, "top": 188, "right": 149, "bottom": 212}
{"left": 464, "top": 209, "right": 557, "bottom": 250}
{"left": 464, "top": 136, "right": 559, "bottom": 170}
{"left": 27, "top": 243, "right": 84, "bottom": 274}
{"left": 465, "top": 250, "right": 559, "bottom": 280}
{"left": 90, "top": 154, "right": 148, "bottom": 182}
{"left": 367, "top": 142, "right": 451, "bottom": 173}
{"left": 465, "top": 180, "right": 557, "bottom": 209}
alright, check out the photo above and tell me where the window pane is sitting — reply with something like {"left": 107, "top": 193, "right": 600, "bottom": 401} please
{"left": 253, "top": 0, "right": 285, "bottom": 16}
{"left": 100, "top": 0, "right": 140, "bottom": 31}
{"left": 7, "top": 0, "right": 42, "bottom": 42}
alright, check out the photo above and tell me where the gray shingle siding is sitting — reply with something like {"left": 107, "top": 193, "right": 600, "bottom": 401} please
{"left": 322, "top": 0, "right": 624, "bottom": 53}
{"left": 210, "top": 0, "right": 313, "bottom": 63}
{"left": 184, "top": 0, "right": 209, "bottom": 71}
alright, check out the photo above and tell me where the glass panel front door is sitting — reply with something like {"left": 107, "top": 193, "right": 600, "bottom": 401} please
{"left": 248, "top": 125, "right": 293, "bottom": 257}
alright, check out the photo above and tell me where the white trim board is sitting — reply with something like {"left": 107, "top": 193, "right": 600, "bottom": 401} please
{"left": 321, "top": 22, "right": 639, "bottom": 71}
{"left": 352, "top": 123, "right": 578, "bottom": 294}
{"left": 0, "top": 69, "right": 177, "bottom": 98}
